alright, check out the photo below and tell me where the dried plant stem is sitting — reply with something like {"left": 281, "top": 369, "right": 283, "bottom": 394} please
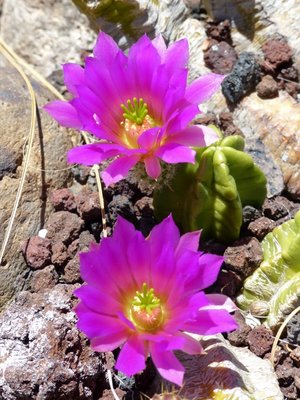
{"left": 93, "top": 165, "right": 108, "bottom": 238}
{"left": 0, "top": 39, "right": 37, "bottom": 266}
{"left": 106, "top": 370, "right": 121, "bottom": 400}
{"left": 270, "top": 305, "right": 300, "bottom": 367}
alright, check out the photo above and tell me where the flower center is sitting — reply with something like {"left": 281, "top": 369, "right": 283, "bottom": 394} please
{"left": 129, "top": 283, "right": 164, "bottom": 332}
{"left": 121, "top": 98, "right": 148, "bottom": 125}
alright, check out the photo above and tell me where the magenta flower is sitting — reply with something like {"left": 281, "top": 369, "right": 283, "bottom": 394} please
{"left": 44, "top": 32, "right": 224, "bottom": 186}
{"left": 75, "top": 215, "right": 237, "bottom": 385}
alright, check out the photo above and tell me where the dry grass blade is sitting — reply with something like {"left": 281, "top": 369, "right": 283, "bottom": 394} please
{"left": 0, "top": 39, "right": 37, "bottom": 266}
{"left": 93, "top": 165, "right": 107, "bottom": 238}
{"left": 270, "top": 305, "right": 300, "bottom": 367}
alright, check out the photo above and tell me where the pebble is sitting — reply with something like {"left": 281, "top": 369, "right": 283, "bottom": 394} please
{"left": 50, "top": 188, "right": 77, "bottom": 212}
{"left": 256, "top": 75, "right": 279, "bottom": 99}
{"left": 247, "top": 325, "right": 274, "bottom": 357}
{"left": 21, "top": 236, "right": 52, "bottom": 270}
{"left": 222, "top": 52, "right": 261, "bottom": 104}
{"left": 224, "top": 236, "right": 263, "bottom": 279}
{"left": 204, "top": 40, "right": 237, "bottom": 74}
{"left": 247, "top": 217, "right": 276, "bottom": 240}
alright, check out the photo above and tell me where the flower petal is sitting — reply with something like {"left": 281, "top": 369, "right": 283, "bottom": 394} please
{"left": 144, "top": 156, "right": 161, "bottom": 179}
{"left": 94, "top": 31, "right": 126, "bottom": 65}
{"left": 115, "top": 336, "right": 147, "bottom": 376}
{"left": 67, "top": 143, "right": 127, "bottom": 166}
{"left": 155, "top": 143, "right": 196, "bottom": 164}
{"left": 91, "top": 331, "right": 127, "bottom": 352}
{"left": 164, "top": 39, "right": 189, "bottom": 74}
{"left": 101, "top": 154, "right": 141, "bottom": 186}
{"left": 44, "top": 100, "right": 82, "bottom": 129}
{"left": 200, "top": 124, "right": 220, "bottom": 146}
{"left": 175, "top": 231, "right": 201, "bottom": 258}
{"left": 185, "top": 73, "right": 224, "bottom": 105}
{"left": 150, "top": 342, "right": 185, "bottom": 386}
{"left": 63, "top": 63, "right": 85, "bottom": 96}
{"left": 168, "top": 125, "right": 206, "bottom": 147}
{"left": 205, "top": 294, "right": 237, "bottom": 313}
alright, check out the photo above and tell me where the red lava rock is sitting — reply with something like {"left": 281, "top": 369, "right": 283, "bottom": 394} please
{"left": 224, "top": 236, "right": 263, "bottom": 279}
{"left": 194, "top": 113, "right": 218, "bottom": 126}
{"left": 101, "top": 388, "right": 126, "bottom": 400}
{"left": 68, "top": 230, "right": 96, "bottom": 258}
{"left": 205, "top": 19, "right": 232, "bottom": 43}
{"left": 262, "top": 38, "right": 293, "bottom": 69}
{"left": 284, "top": 81, "right": 299, "bottom": 99}
{"left": 63, "top": 256, "right": 81, "bottom": 284}
{"left": 227, "top": 311, "right": 251, "bottom": 347}
{"left": 290, "top": 347, "right": 300, "bottom": 368}
{"left": 280, "top": 382, "right": 298, "bottom": 400}
{"left": 247, "top": 217, "right": 276, "bottom": 240}
{"left": 247, "top": 325, "right": 274, "bottom": 357}
{"left": 215, "top": 269, "right": 243, "bottom": 297}
{"left": 50, "top": 188, "right": 77, "bottom": 212}
{"left": 276, "top": 356, "right": 294, "bottom": 386}
{"left": 218, "top": 112, "right": 243, "bottom": 136}
{"left": 204, "top": 40, "right": 238, "bottom": 74}
{"left": 51, "top": 241, "right": 69, "bottom": 266}
{"left": 21, "top": 236, "right": 52, "bottom": 270}
{"left": 0, "top": 285, "right": 110, "bottom": 399}
{"left": 46, "top": 211, "right": 84, "bottom": 245}
{"left": 256, "top": 75, "right": 279, "bottom": 99}
{"left": 262, "top": 197, "right": 290, "bottom": 220}
{"left": 294, "top": 368, "right": 300, "bottom": 390}
{"left": 30, "top": 265, "right": 58, "bottom": 292}
{"left": 75, "top": 188, "right": 101, "bottom": 222}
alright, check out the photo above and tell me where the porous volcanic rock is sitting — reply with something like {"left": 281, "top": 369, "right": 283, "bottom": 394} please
{"left": 0, "top": 65, "right": 73, "bottom": 310}
{"left": 0, "top": 285, "right": 110, "bottom": 399}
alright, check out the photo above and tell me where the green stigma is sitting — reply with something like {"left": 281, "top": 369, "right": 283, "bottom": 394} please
{"left": 121, "top": 97, "right": 148, "bottom": 125}
{"left": 132, "top": 283, "right": 161, "bottom": 313}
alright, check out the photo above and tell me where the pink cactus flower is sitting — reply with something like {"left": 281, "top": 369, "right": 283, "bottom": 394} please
{"left": 75, "top": 215, "right": 237, "bottom": 386}
{"left": 45, "top": 32, "right": 224, "bottom": 186}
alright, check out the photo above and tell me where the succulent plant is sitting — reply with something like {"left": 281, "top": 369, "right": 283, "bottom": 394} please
{"left": 154, "top": 133, "right": 267, "bottom": 243}
{"left": 237, "top": 211, "right": 300, "bottom": 330}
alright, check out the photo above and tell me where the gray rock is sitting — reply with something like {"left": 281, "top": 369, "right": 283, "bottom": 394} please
{"left": 177, "top": 335, "right": 283, "bottom": 399}
{"left": 0, "top": 65, "right": 73, "bottom": 310}
{"left": 0, "top": 0, "right": 97, "bottom": 77}
{"left": 0, "top": 285, "right": 110, "bottom": 400}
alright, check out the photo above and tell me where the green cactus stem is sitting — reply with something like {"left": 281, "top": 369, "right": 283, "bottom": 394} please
{"left": 153, "top": 132, "right": 267, "bottom": 243}
{"left": 237, "top": 211, "right": 300, "bottom": 330}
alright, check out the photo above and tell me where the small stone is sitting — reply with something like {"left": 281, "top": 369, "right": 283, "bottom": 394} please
{"left": 256, "top": 75, "right": 279, "bottom": 99}
{"left": 294, "top": 368, "right": 300, "bottom": 390}
{"left": 63, "top": 256, "right": 81, "bottom": 284}
{"left": 262, "top": 37, "right": 293, "bottom": 69}
{"left": 71, "top": 164, "right": 90, "bottom": 184}
{"left": 224, "top": 237, "right": 263, "bottom": 279}
{"left": 276, "top": 357, "right": 294, "bottom": 386}
{"left": 0, "top": 147, "right": 18, "bottom": 180}
{"left": 101, "top": 388, "right": 126, "bottom": 400}
{"left": 218, "top": 112, "right": 243, "bottom": 136}
{"left": 227, "top": 311, "right": 252, "bottom": 347}
{"left": 215, "top": 269, "right": 243, "bottom": 297}
{"left": 21, "top": 236, "right": 52, "bottom": 270}
{"left": 46, "top": 211, "right": 84, "bottom": 245}
{"left": 284, "top": 81, "right": 299, "bottom": 99}
{"left": 67, "top": 231, "right": 96, "bottom": 258}
{"left": 51, "top": 242, "right": 69, "bottom": 266}
{"left": 108, "top": 195, "right": 135, "bottom": 226}
{"left": 280, "top": 382, "right": 297, "bottom": 399}
{"left": 290, "top": 347, "right": 300, "bottom": 368}
{"left": 30, "top": 265, "right": 58, "bottom": 292}
{"left": 205, "top": 19, "right": 232, "bottom": 43}
{"left": 222, "top": 52, "right": 261, "bottom": 104}
{"left": 194, "top": 113, "right": 218, "bottom": 126}
{"left": 287, "top": 313, "right": 300, "bottom": 345}
{"left": 50, "top": 188, "right": 77, "bottom": 212}
{"left": 262, "top": 197, "right": 290, "bottom": 220}
{"left": 242, "top": 205, "right": 262, "bottom": 224}
{"left": 204, "top": 40, "right": 237, "bottom": 74}
{"left": 249, "top": 300, "right": 270, "bottom": 317}
{"left": 75, "top": 188, "right": 101, "bottom": 222}
{"left": 247, "top": 325, "right": 274, "bottom": 357}
{"left": 247, "top": 217, "right": 276, "bottom": 240}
